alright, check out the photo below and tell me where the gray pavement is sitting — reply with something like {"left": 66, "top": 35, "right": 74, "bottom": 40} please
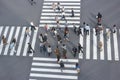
{"left": 0, "top": 56, "right": 32, "bottom": 80}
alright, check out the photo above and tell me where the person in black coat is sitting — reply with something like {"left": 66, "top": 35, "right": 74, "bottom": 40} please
{"left": 27, "top": 43, "right": 35, "bottom": 53}
{"left": 78, "top": 43, "right": 83, "bottom": 53}
{"left": 72, "top": 46, "right": 77, "bottom": 57}
{"left": 71, "top": 8, "right": 74, "bottom": 17}
{"left": 59, "top": 60, "right": 64, "bottom": 72}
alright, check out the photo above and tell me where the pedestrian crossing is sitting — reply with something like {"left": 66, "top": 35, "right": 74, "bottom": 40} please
{"left": 39, "top": 0, "right": 81, "bottom": 28}
{"left": 0, "top": 26, "right": 38, "bottom": 57}
{"left": 79, "top": 28, "right": 120, "bottom": 61}
{"left": 29, "top": 57, "right": 78, "bottom": 80}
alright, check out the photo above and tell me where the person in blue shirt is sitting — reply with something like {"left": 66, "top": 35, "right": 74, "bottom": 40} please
{"left": 75, "top": 63, "right": 80, "bottom": 73}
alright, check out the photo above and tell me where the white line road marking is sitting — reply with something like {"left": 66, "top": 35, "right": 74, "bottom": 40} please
{"left": 41, "top": 16, "right": 80, "bottom": 20}
{"left": 32, "top": 62, "right": 75, "bottom": 68}
{"left": 41, "top": 13, "right": 80, "bottom": 16}
{"left": 43, "top": 2, "right": 80, "bottom": 6}
{"left": 39, "top": 24, "right": 80, "bottom": 28}
{"left": 0, "top": 27, "right": 9, "bottom": 55}
{"left": 106, "top": 29, "right": 112, "bottom": 60}
{"left": 42, "top": 9, "right": 80, "bottom": 12}
{"left": 93, "top": 29, "right": 97, "bottom": 60}
{"left": 86, "top": 30, "right": 90, "bottom": 59}
{"left": 10, "top": 27, "right": 21, "bottom": 56}
{"left": 43, "top": 6, "right": 80, "bottom": 9}
{"left": 29, "top": 27, "right": 38, "bottom": 56}
{"left": 31, "top": 68, "right": 77, "bottom": 74}
{"left": 100, "top": 31, "right": 104, "bottom": 60}
{"left": 16, "top": 27, "right": 26, "bottom": 56}
{"left": 33, "top": 57, "right": 78, "bottom": 63}
{"left": 30, "top": 73, "right": 77, "bottom": 80}
{"left": 113, "top": 31, "right": 119, "bottom": 61}
{"left": 23, "top": 27, "right": 31, "bottom": 56}
{"left": 4, "top": 27, "right": 15, "bottom": 55}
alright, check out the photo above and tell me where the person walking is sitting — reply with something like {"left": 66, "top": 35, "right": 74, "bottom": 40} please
{"left": 98, "top": 41, "right": 103, "bottom": 51}
{"left": 73, "top": 23, "right": 77, "bottom": 34}
{"left": 39, "top": 33, "right": 44, "bottom": 43}
{"left": 9, "top": 38, "right": 16, "bottom": 53}
{"left": 2, "top": 35, "right": 7, "bottom": 45}
{"left": 43, "top": 44, "right": 47, "bottom": 55}
{"left": 27, "top": 43, "right": 35, "bottom": 54}
{"left": 71, "top": 8, "right": 74, "bottom": 17}
{"left": 56, "top": 2, "right": 61, "bottom": 12}
{"left": 96, "top": 12, "right": 102, "bottom": 23}
{"left": 95, "top": 26, "right": 99, "bottom": 36}
{"left": 44, "top": 23, "right": 49, "bottom": 32}
{"left": 77, "top": 26, "right": 83, "bottom": 36}
{"left": 47, "top": 45, "right": 52, "bottom": 56}
{"left": 59, "top": 60, "right": 64, "bottom": 72}
{"left": 72, "top": 46, "right": 77, "bottom": 57}
{"left": 43, "top": 33, "right": 48, "bottom": 44}
{"left": 75, "top": 63, "right": 80, "bottom": 73}
{"left": 57, "top": 34, "right": 62, "bottom": 44}
{"left": 85, "top": 24, "right": 90, "bottom": 35}
{"left": 61, "top": 11, "right": 66, "bottom": 20}
{"left": 64, "top": 27, "right": 69, "bottom": 41}
{"left": 40, "top": 42, "right": 43, "bottom": 53}
{"left": 54, "top": 45, "right": 61, "bottom": 63}
{"left": 52, "top": 2, "right": 56, "bottom": 12}
{"left": 51, "top": 27, "right": 57, "bottom": 37}
{"left": 112, "top": 24, "right": 117, "bottom": 33}
{"left": 62, "top": 44, "right": 67, "bottom": 59}
{"left": 78, "top": 43, "right": 83, "bottom": 53}
{"left": 83, "top": 22, "right": 86, "bottom": 33}
{"left": 25, "top": 27, "right": 30, "bottom": 37}
{"left": 30, "top": 22, "right": 36, "bottom": 31}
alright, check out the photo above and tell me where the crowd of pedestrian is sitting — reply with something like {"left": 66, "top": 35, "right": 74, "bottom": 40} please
{"left": 37, "top": 2, "right": 82, "bottom": 73}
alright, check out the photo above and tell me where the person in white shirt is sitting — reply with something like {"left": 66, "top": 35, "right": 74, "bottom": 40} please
{"left": 30, "top": 22, "right": 36, "bottom": 31}
{"left": 85, "top": 24, "right": 90, "bottom": 35}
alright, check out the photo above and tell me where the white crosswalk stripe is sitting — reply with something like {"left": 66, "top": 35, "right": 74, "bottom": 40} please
{"left": 0, "top": 26, "right": 38, "bottom": 57}
{"left": 29, "top": 57, "right": 78, "bottom": 80}
{"left": 39, "top": 0, "right": 81, "bottom": 29}
{"left": 113, "top": 30, "right": 119, "bottom": 61}
{"left": 10, "top": 26, "right": 21, "bottom": 56}
{"left": 86, "top": 29, "right": 90, "bottom": 59}
{"left": 78, "top": 28, "right": 120, "bottom": 61}
{"left": 4, "top": 26, "right": 15, "bottom": 55}
{"left": 93, "top": 29, "right": 97, "bottom": 60}
{"left": 0, "top": 26, "right": 9, "bottom": 55}
{"left": 99, "top": 31, "right": 104, "bottom": 60}
{"left": 16, "top": 27, "right": 26, "bottom": 56}
{"left": 23, "top": 27, "right": 32, "bottom": 56}
{"left": 29, "top": 27, "right": 39, "bottom": 56}
{"left": 106, "top": 29, "right": 112, "bottom": 60}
